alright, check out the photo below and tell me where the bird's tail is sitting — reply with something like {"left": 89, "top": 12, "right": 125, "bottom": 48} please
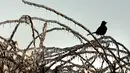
{"left": 87, "top": 32, "right": 96, "bottom": 36}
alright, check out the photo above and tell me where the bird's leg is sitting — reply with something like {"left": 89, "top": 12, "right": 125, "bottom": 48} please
{"left": 100, "top": 35, "right": 104, "bottom": 38}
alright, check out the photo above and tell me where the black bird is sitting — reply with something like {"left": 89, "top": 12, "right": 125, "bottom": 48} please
{"left": 87, "top": 21, "right": 107, "bottom": 36}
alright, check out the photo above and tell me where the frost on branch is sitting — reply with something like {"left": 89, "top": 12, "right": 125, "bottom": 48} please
{"left": 0, "top": 0, "right": 129, "bottom": 73}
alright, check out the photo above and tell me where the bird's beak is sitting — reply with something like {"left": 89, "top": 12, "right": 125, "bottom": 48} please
{"left": 106, "top": 22, "right": 107, "bottom": 24}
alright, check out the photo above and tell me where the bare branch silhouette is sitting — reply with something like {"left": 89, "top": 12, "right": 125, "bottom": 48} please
{"left": 0, "top": 0, "right": 129, "bottom": 73}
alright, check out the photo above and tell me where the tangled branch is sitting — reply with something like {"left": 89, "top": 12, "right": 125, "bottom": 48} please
{"left": 0, "top": 0, "right": 129, "bottom": 73}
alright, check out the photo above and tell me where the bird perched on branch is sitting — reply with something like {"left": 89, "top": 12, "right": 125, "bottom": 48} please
{"left": 87, "top": 21, "right": 107, "bottom": 36}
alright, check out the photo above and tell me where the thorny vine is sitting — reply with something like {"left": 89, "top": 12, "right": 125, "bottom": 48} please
{"left": 0, "top": 0, "right": 129, "bottom": 73}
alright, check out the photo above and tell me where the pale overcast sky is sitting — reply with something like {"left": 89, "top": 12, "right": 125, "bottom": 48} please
{"left": 0, "top": 0, "right": 130, "bottom": 50}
